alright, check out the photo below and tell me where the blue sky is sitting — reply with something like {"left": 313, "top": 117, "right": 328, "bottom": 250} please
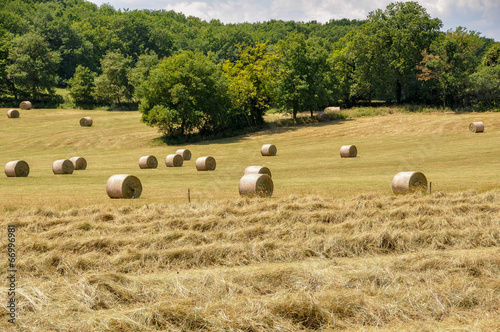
{"left": 87, "top": 0, "right": 500, "bottom": 41}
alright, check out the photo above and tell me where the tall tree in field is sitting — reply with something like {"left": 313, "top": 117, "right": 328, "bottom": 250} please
{"left": 468, "top": 42, "right": 500, "bottom": 110}
{"left": 362, "top": 1, "right": 442, "bottom": 103}
{"left": 93, "top": 51, "right": 133, "bottom": 106}
{"left": 68, "top": 65, "right": 96, "bottom": 106}
{"left": 223, "top": 42, "right": 276, "bottom": 127}
{"left": 137, "top": 51, "right": 231, "bottom": 138}
{"left": 6, "top": 32, "right": 61, "bottom": 99}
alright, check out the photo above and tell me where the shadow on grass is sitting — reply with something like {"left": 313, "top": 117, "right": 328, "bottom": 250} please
{"left": 151, "top": 112, "right": 352, "bottom": 146}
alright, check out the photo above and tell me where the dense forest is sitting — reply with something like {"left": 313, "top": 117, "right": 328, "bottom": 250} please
{"left": 1, "top": 0, "right": 499, "bottom": 139}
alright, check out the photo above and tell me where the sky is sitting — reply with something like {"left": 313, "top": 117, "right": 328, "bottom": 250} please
{"left": 87, "top": 0, "right": 500, "bottom": 41}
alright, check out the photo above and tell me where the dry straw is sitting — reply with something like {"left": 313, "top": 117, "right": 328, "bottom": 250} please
{"left": 392, "top": 171, "right": 427, "bottom": 194}
{"left": 196, "top": 156, "right": 216, "bottom": 171}
{"left": 7, "top": 109, "right": 19, "bottom": 118}
{"left": 244, "top": 166, "right": 272, "bottom": 178}
{"left": 52, "top": 159, "right": 74, "bottom": 175}
{"left": 176, "top": 149, "right": 192, "bottom": 161}
{"left": 340, "top": 145, "right": 357, "bottom": 158}
{"left": 316, "top": 111, "right": 330, "bottom": 122}
{"left": 469, "top": 122, "right": 484, "bottom": 133}
{"left": 19, "top": 101, "right": 32, "bottom": 110}
{"left": 239, "top": 173, "right": 274, "bottom": 197}
{"left": 70, "top": 157, "right": 87, "bottom": 170}
{"left": 80, "top": 117, "right": 93, "bottom": 127}
{"left": 5, "top": 160, "right": 29, "bottom": 177}
{"left": 139, "top": 155, "right": 158, "bottom": 169}
{"left": 106, "top": 174, "right": 142, "bottom": 199}
{"left": 261, "top": 144, "right": 277, "bottom": 156}
{"left": 166, "top": 154, "right": 183, "bottom": 167}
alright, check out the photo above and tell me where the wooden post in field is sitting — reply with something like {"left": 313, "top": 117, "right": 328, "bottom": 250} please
{"left": 188, "top": 188, "right": 191, "bottom": 203}
{"left": 429, "top": 182, "right": 432, "bottom": 194}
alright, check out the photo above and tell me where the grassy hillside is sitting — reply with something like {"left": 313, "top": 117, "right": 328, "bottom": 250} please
{"left": 0, "top": 107, "right": 499, "bottom": 330}
{"left": 1, "top": 108, "right": 500, "bottom": 208}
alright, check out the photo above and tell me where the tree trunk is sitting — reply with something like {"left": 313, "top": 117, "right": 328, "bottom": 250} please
{"left": 396, "top": 80, "right": 402, "bottom": 104}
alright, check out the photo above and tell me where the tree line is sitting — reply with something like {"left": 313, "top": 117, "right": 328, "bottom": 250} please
{"left": 1, "top": 0, "right": 499, "bottom": 140}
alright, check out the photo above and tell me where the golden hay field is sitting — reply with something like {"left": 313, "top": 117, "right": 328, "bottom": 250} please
{"left": 0, "top": 107, "right": 499, "bottom": 331}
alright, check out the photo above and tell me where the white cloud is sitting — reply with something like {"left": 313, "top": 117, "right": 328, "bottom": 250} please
{"left": 87, "top": 0, "right": 500, "bottom": 41}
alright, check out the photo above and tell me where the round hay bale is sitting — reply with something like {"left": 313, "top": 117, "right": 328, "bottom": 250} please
{"left": 7, "top": 109, "right": 20, "bottom": 118}
{"left": 316, "top": 111, "right": 330, "bottom": 122}
{"left": 261, "top": 144, "right": 277, "bottom": 156}
{"left": 70, "top": 157, "right": 87, "bottom": 170}
{"left": 106, "top": 174, "right": 142, "bottom": 199}
{"left": 52, "top": 159, "right": 74, "bottom": 175}
{"left": 392, "top": 171, "right": 427, "bottom": 194}
{"left": 340, "top": 145, "right": 357, "bottom": 158}
{"left": 196, "top": 156, "right": 216, "bottom": 171}
{"left": 80, "top": 117, "right": 93, "bottom": 127}
{"left": 19, "top": 101, "right": 32, "bottom": 110}
{"left": 139, "top": 155, "right": 158, "bottom": 169}
{"left": 244, "top": 166, "right": 272, "bottom": 178}
{"left": 239, "top": 174, "right": 273, "bottom": 197}
{"left": 165, "top": 154, "right": 183, "bottom": 167}
{"left": 324, "top": 106, "right": 340, "bottom": 113}
{"left": 176, "top": 149, "right": 192, "bottom": 161}
{"left": 5, "top": 160, "right": 29, "bottom": 177}
{"left": 469, "top": 122, "right": 484, "bottom": 133}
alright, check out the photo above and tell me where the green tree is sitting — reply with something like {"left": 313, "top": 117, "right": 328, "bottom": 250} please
{"left": 93, "top": 51, "right": 133, "bottom": 106}
{"left": 137, "top": 51, "right": 232, "bottom": 137}
{"left": 223, "top": 42, "right": 277, "bottom": 127}
{"left": 6, "top": 31, "right": 61, "bottom": 99}
{"left": 68, "top": 65, "right": 96, "bottom": 106}
{"left": 418, "top": 28, "right": 484, "bottom": 107}
{"left": 274, "top": 32, "right": 333, "bottom": 120}
{"left": 129, "top": 52, "right": 159, "bottom": 94}
{"left": 361, "top": 1, "right": 442, "bottom": 103}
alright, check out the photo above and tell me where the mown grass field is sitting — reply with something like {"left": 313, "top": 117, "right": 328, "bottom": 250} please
{"left": 0, "top": 107, "right": 499, "bottom": 331}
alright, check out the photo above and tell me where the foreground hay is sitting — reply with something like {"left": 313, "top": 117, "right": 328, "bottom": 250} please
{"left": 0, "top": 190, "right": 499, "bottom": 331}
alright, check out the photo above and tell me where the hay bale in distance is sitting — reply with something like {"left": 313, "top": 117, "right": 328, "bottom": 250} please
{"left": 392, "top": 171, "right": 427, "bottom": 194}
{"left": 70, "top": 157, "right": 87, "bottom": 170}
{"left": 324, "top": 106, "right": 340, "bottom": 113}
{"left": 196, "top": 156, "right": 216, "bottom": 171}
{"left": 316, "top": 111, "right": 330, "bottom": 122}
{"left": 261, "top": 144, "right": 277, "bottom": 156}
{"left": 165, "top": 154, "right": 183, "bottom": 167}
{"left": 244, "top": 166, "right": 272, "bottom": 178}
{"left": 469, "top": 122, "right": 484, "bottom": 133}
{"left": 5, "top": 160, "right": 29, "bottom": 177}
{"left": 106, "top": 174, "right": 142, "bottom": 199}
{"left": 176, "top": 149, "right": 192, "bottom": 161}
{"left": 239, "top": 174, "right": 274, "bottom": 197}
{"left": 340, "top": 145, "right": 357, "bottom": 158}
{"left": 52, "top": 159, "right": 74, "bottom": 175}
{"left": 80, "top": 117, "right": 93, "bottom": 127}
{"left": 19, "top": 101, "right": 32, "bottom": 110}
{"left": 7, "top": 109, "right": 20, "bottom": 118}
{"left": 139, "top": 155, "right": 158, "bottom": 169}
